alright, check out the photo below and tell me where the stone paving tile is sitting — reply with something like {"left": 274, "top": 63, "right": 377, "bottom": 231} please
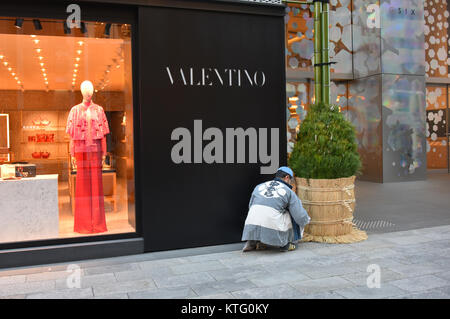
{"left": 388, "top": 286, "right": 450, "bottom": 299}
{"left": 384, "top": 235, "right": 438, "bottom": 246}
{"left": 170, "top": 261, "right": 227, "bottom": 275}
{"left": 138, "top": 258, "right": 191, "bottom": 270}
{"left": 186, "top": 251, "right": 241, "bottom": 263}
{"left": 207, "top": 265, "right": 271, "bottom": 282}
{"left": 300, "top": 291, "right": 346, "bottom": 299}
{"left": 0, "top": 294, "right": 26, "bottom": 299}
{"left": 341, "top": 269, "right": 404, "bottom": 286}
{"left": 191, "top": 278, "right": 257, "bottom": 296}
{"left": 301, "top": 261, "right": 368, "bottom": 279}
{"left": 83, "top": 263, "right": 140, "bottom": 276}
{"left": 114, "top": 270, "right": 149, "bottom": 283}
{"left": 153, "top": 272, "right": 216, "bottom": 289}
{"left": 435, "top": 270, "right": 450, "bottom": 281}
{"left": 26, "top": 269, "right": 83, "bottom": 282}
{"left": 345, "top": 238, "right": 395, "bottom": 250}
{"left": 231, "top": 284, "right": 306, "bottom": 299}
{"left": 333, "top": 284, "right": 407, "bottom": 299}
{"left": 92, "top": 279, "right": 156, "bottom": 297}
{"left": 26, "top": 288, "right": 93, "bottom": 299}
{"left": 249, "top": 270, "right": 310, "bottom": 287}
{"left": 55, "top": 273, "right": 116, "bottom": 289}
{"left": 129, "top": 286, "right": 197, "bottom": 299}
{"left": 0, "top": 266, "right": 61, "bottom": 277}
{"left": 0, "top": 275, "right": 26, "bottom": 285}
{"left": 384, "top": 262, "right": 445, "bottom": 278}
{"left": 192, "top": 293, "right": 235, "bottom": 299}
{"left": 0, "top": 280, "right": 56, "bottom": 297}
{"left": 312, "top": 245, "right": 356, "bottom": 256}
{"left": 389, "top": 275, "right": 450, "bottom": 292}
{"left": 290, "top": 276, "right": 355, "bottom": 295}
{"left": 94, "top": 293, "right": 129, "bottom": 299}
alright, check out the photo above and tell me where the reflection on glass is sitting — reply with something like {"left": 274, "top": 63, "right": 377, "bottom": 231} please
{"left": 382, "top": 75, "right": 426, "bottom": 180}
{"left": 348, "top": 75, "right": 383, "bottom": 181}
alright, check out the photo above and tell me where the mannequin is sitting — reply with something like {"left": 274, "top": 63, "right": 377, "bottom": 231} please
{"left": 66, "top": 80, "right": 110, "bottom": 234}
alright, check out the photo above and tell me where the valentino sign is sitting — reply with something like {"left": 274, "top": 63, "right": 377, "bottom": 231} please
{"left": 166, "top": 66, "right": 266, "bottom": 87}
{"left": 167, "top": 67, "right": 278, "bottom": 174}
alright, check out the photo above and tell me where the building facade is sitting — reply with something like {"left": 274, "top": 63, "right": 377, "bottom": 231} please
{"left": 286, "top": 0, "right": 450, "bottom": 182}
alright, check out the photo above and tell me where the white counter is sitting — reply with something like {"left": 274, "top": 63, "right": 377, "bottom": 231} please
{"left": 0, "top": 174, "right": 59, "bottom": 243}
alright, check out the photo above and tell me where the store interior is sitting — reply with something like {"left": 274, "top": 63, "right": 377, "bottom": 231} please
{"left": 0, "top": 17, "right": 136, "bottom": 242}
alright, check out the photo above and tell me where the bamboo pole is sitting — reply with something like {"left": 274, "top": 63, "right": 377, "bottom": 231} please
{"left": 313, "top": 1, "right": 322, "bottom": 104}
{"left": 321, "top": 1, "right": 330, "bottom": 105}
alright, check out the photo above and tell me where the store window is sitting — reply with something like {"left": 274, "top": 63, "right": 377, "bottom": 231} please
{"left": 0, "top": 16, "right": 135, "bottom": 244}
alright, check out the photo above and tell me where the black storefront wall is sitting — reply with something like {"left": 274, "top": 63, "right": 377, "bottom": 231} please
{"left": 0, "top": 0, "right": 286, "bottom": 268}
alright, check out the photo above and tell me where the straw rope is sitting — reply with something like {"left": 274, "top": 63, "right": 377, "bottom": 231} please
{"left": 308, "top": 217, "right": 353, "bottom": 225}
{"left": 295, "top": 176, "right": 367, "bottom": 244}
{"left": 301, "top": 199, "right": 355, "bottom": 212}
{"left": 297, "top": 184, "right": 354, "bottom": 196}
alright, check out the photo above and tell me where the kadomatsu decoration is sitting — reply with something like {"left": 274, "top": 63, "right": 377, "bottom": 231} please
{"left": 288, "top": 103, "right": 367, "bottom": 244}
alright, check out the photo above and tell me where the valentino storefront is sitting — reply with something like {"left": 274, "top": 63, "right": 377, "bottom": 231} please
{"left": 0, "top": 0, "right": 286, "bottom": 268}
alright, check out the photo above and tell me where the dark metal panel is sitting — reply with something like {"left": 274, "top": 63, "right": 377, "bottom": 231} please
{"left": 0, "top": 238, "right": 144, "bottom": 269}
{"left": 138, "top": 6, "right": 287, "bottom": 252}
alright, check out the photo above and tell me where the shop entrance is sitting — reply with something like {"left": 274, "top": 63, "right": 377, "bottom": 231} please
{"left": 426, "top": 85, "right": 450, "bottom": 173}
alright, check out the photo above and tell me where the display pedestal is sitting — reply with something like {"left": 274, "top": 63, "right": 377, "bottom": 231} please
{"left": 0, "top": 174, "right": 59, "bottom": 243}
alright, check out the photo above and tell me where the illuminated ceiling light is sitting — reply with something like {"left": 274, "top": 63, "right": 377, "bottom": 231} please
{"left": 104, "top": 23, "right": 111, "bottom": 36}
{"left": 95, "top": 89, "right": 98, "bottom": 93}
{"left": 38, "top": 56, "right": 44, "bottom": 60}
{"left": 76, "top": 50, "right": 82, "bottom": 55}
{"left": 11, "top": 73, "right": 15, "bottom": 76}
{"left": 3, "top": 62, "right": 8, "bottom": 66}
{"left": 74, "top": 69, "right": 78, "bottom": 73}
{"left": 7, "top": 67, "right": 12, "bottom": 71}
{"left": 35, "top": 48, "right": 42, "bottom": 53}
{"left": 41, "top": 68, "right": 46, "bottom": 72}
{"left": 15, "top": 18, "right": 24, "bottom": 29}
{"left": 40, "top": 63, "right": 45, "bottom": 67}
{"left": 74, "top": 64, "right": 79, "bottom": 68}
{"left": 44, "top": 78, "right": 47, "bottom": 81}
{"left": 75, "top": 57, "right": 80, "bottom": 62}
{"left": 80, "top": 22, "right": 87, "bottom": 34}
{"left": 30, "top": 35, "right": 36, "bottom": 38}
{"left": 78, "top": 41, "right": 84, "bottom": 46}
{"left": 0, "top": 55, "right": 3, "bottom": 59}
{"left": 14, "top": 77, "right": 18, "bottom": 80}
{"left": 33, "top": 19, "right": 42, "bottom": 31}
{"left": 33, "top": 39, "right": 40, "bottom": 44}
{"left": 17, "top": 81, "right": 21, "bottom": 84}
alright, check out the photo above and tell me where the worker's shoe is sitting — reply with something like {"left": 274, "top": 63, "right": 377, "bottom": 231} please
{"left": 242, "top": 240, "right": 257, "bottom": 252}
{"left": 280, "top": 242, "right": 297, "bottom": 252}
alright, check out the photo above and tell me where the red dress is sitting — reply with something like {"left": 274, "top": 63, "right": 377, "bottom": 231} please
{"left": 66, "top": 103, "right": 110, "bottom": 234}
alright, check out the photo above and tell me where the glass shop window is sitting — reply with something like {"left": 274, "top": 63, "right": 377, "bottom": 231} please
{"left": 0, "top": 17, "right": 136, "bottom": 244}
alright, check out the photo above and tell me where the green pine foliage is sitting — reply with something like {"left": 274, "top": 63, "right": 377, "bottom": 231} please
{"left": 288, "top": 103, "right": 362, "bottom": 179}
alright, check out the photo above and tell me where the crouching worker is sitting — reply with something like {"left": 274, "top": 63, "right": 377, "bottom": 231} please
{"left": 241, "top": 167, "right": 310, "bottom": 252}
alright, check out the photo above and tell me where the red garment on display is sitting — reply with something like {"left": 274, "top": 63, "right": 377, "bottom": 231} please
{"left": 74, "top": 147, "right": 107, "bottom": 234}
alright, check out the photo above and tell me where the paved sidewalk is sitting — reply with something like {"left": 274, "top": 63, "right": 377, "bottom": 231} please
{"left": 1, "top": 225, "right": 450, "bottom": 299}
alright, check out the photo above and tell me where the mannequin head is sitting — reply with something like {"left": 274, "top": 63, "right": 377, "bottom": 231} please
{"left": 80, "top": 80, "right": 94, "bottom": 103}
